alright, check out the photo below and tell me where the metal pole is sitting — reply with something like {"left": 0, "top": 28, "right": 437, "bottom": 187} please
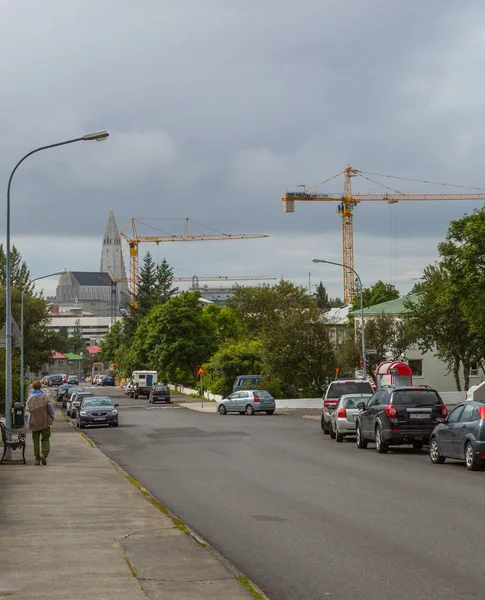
{"left": 312, "top": 257, "right": 367, "bottom": 378}
{"left": 4, "top": 132, "right": 108, "bottom": 449}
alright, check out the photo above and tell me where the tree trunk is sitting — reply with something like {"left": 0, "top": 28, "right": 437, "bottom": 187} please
{"left": 453, "top": 355, "right": 462, "bottom": 391}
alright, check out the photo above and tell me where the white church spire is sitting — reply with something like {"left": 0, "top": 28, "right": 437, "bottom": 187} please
{"left": 100, "top": 211, "right": 129, "bottom": 301}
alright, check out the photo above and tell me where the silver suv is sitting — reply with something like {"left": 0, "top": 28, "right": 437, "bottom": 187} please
{"left": 322, "top": 379, "right": 374, "bottom": 435}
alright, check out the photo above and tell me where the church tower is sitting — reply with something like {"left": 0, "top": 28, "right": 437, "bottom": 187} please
{"left": 100, "top": 210, "right": 130, "bottom": 304}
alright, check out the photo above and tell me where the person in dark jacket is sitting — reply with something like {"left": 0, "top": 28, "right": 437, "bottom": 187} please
{"left": 26, "top": 380, "right": 55, "bottom": 465}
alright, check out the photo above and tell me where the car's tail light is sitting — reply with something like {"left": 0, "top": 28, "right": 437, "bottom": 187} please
{"left": 441, "top": 405, "right": 448, "bottom": 418}
{"left": 253, "top": 395, "right": 260, "bottom": 402}
{"left": 337, "top": 408, "right": 346, "bottom": 418}
{"left": 386, "top": 405, "right": 398, "bottom": 418}
{"left": 479, "top": 406, "right": 485, "bottom": 420}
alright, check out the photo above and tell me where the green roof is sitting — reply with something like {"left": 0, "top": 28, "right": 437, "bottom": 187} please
{"left": 65, "top": 353, "right": 84, "bottom": 361}
{"left": 349, "top": 293, "right": 420, "bottom": 316}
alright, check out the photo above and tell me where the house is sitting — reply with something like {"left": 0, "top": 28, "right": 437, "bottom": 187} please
{"left": 350, "top": 295, "right": 483, "bottom": 392}
{"left": 324, "top": 305, "right": 351, "bottom": 346}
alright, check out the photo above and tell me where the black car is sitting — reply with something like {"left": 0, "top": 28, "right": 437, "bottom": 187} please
{"left": 77, "top": 396, "right": 119, "bottom": 429}
{"left": 63, "top": 386, "right": 85, "bottom": 409}
{"left": 68, "top": 392, "right": 94, "bottom": 418}
{"left": 149, "top": 384, "right": 171, "bottom": 404}
{"left": 355, "top": 386, "right": 447, "bottom": 453}
{"left": 429, "top": 401, "right": 485, "bottom": 471}
{"left": 56, "top": 384, "right": 72, "bottom": 402}
{"left": 50, "top": 374, "right": 63, "bottom": 387}
{"left": 101, "top": 376, "right": 115, "bottom": 386}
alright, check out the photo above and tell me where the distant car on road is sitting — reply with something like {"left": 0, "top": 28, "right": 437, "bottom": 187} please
{"left": 330, "top": 393, "right": 373, "bottom": 442}
{"left": 429, "top": 401, "right": 485, "bottom": 471}
{"left": 101, "top": 376, "right": 115, "bottom": 386}
{"left": 322, "top": 379, "right": 374, "bottom": 435}
{"left": 355, "top": 386, "right": 448, "bottom": 453}
{"left": 77, "top": 396, "right": 119, "bottom": 429}
{"left": 149, "top": 384, "right": 171, "bottom": 404}
{"left": 124, "top": 381, "right": 134, "bottom": 395}
{"left": 67, "top": 375, "right": 79, "bottom": 385}
{"left": 49, "top": 374, "right": 63, "bottom": 387}
{"left": 217, "top": 390, "right": 276, "bottom": 416}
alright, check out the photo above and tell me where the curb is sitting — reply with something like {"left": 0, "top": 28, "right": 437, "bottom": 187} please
{"left": 66, "top": 413, "right": 270, "bottom": 600}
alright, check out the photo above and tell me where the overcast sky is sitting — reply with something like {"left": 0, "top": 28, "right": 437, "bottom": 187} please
{"left": 1, "top": 0, "right": 485, "bottom": 300}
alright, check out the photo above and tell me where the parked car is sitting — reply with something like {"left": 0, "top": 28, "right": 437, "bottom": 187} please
{"left": 63, "top": 385, "right": 85, "bottom": 407}
{"left": 330, "top": 393, "right": 373, "bottom": 442}
{"left": 77, "top": 396, "right": 119, "bottom": 429}
{"left": 57, "top": 384, "right": 73, "bottom": 404}
{"left": 67, "top": 375, "right": 79, "bottom": 385}
{"left": 217, "top": 390, "right": 276, "bottom": 415}
{"left": 429, "top": 401, "right": 485, "bottom": 471}
{"left": 149, "top": 384, "right": 171, "bottom": 404}
{"left": 49, "top": 374, "right": 63, "bottom": 387}
{"left": 101, "top": 376, "right": 115, "bottom": 386}
{"left": 124, "top": 381, "right": 134, "bottom": 395}
{"left": 67, "top": 391, "right": 94, "bottom": 418}
{"left": 322, "top": 379, "right": 374, "bottom": 434}
{"left": 355, "top": 386, "right": 448, "bottom": 453}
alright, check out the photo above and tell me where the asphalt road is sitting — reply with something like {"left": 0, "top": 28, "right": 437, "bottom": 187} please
{"left": 78, "top": 386, "right": 485, "bottom": 600}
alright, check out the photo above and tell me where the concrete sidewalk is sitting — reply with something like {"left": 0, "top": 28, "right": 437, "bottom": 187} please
{"left": 0, "top": 417, "right": 260, "bottom": 599}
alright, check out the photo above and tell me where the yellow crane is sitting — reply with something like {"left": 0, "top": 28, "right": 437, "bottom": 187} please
{"left": 119, "top": 218, "right": 269, "bottom": 295}
{"left": 283, "top": 166, "right": 485, "bottom": 305}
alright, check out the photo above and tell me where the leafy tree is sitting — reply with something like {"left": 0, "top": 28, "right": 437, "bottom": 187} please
{"left": 328, "top": 297, "right": 344, "bottom": 308}
{"left": 137, "top": 292, "right": 219, "bottom": 382}
{"left": 350, "top": 280, "right": 400, "bottom": 313}
{"left": 202, "top": 304, "right": 242, "bottom": 344}
{"left": 315, "top": 282, "right": 331, "bottom": 310}
{"left": 156, "top": 258, "right": 178, "bottom": 304}
{"left": 0, "top": 244, "right": 32, "bottom": 291}
{"left": 203, "top": 339, "right": 263, "bottom": 397}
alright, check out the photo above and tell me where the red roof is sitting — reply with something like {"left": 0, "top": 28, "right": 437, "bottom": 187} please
{"left": 86, "top": 345, "right": 100, "bottom": 355}
{"left": 51, "top": 350, "right": 67, "bottom": 360}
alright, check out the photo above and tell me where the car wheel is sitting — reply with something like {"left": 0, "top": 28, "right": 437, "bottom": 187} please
{"left": 465, "top": 441, "right": 480, "bottom": 471}
{"left": 412, "top": 442, "right": 424, "bottom": 450}
{"left": 329, "top": 421, "right": 336, "bottom": 440}
{"left": 336, "top": 430, "right": 344, "bottom": 443}
{"left": 245, "top": 404, "right": 254, "bottom": 416}
{"left": 429, "top": 437, "right": 446, "bottom": 464}
{"left": 218, "top": 405, "right": 227, "bottom": 415}
{"left": 321, "top": 414, "right": 329, "bottom": 435}
{"left": 375, "top": 425, "right": 389, "bottom": 454}
{"left": 356, "top": 423, "right": 367, "bottom": 449}
{"left": 266, "top": 410, "right": 275, "bottom": 415}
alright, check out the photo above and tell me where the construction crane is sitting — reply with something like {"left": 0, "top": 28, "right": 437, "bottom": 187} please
{"left": 120, "top": 218, "right": 269, "bottom": 295}
{"left": 283, "top": 166, "right": 485, "bottom": 305}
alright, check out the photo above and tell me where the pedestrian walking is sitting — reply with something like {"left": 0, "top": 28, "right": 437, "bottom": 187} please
{"left": 25, "top": 380, "right": 55, "bottom": 465}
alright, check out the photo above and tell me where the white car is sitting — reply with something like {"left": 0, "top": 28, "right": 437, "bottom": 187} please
{"left": 124, "top": 382, "right": 134, "bottom": 396}
{"left": 329, "top": 393, "right": 373, "bottom": 442}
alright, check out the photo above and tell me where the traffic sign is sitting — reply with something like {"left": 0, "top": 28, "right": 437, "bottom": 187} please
{"left": 0, "top": 317, "right": 22, "bottom": 348}
{"left": 196, "top": 366, "right": 207, "bottom": 377}
{"left": 390, "top": 368, "right": 398, "bottom": 375}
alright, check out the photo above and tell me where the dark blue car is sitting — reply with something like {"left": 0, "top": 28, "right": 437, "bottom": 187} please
{"left": 429, "top": 401, "right": 485, "bottom": 471}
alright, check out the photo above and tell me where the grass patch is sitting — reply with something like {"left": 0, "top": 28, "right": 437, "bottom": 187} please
{"left": 237, "top": 575, "right": 266, "bottom": 600}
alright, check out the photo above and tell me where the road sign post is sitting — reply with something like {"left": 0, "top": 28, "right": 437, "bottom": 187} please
{"left": 196, "top": 366, "right": 207, "bottom": 407}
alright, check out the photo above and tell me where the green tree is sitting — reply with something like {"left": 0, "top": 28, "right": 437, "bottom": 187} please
{"left": 132, "top": 251, "right": 158, "bottom": 320}
{"left": 203, "top": 339, "right": 263, "bottom": 397}
{"left": 315, "top": 282, "right": 331, "bottom": 310}
{"left": 156, "top": 258, "right": 179, "bottom": 304}
{"left": 0, "top": 244, "right": 32, "bottom": 291}
{"left": 328, "top": 297, "right": 344, "bottom": 308}
{"left": 350, "top": 280, "right": 400, "bottom": 313}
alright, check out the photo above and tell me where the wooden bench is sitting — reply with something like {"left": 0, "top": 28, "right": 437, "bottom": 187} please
{"left": 0, "top": 422, "right": 26, "bottom": 464}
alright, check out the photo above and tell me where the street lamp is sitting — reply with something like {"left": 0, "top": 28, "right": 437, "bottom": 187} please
{"left": 20, "top": 270, "right": 67, "bottom": 405}
{"left": 4, "top": 130, "right": 109, "bottom": 438}
{"left": 312, "top": 258, "right": 367, "bottom": 378}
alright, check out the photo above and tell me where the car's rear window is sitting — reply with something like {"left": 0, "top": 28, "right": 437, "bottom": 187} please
{"left": 342, "top": 396, "right": 371, "bottom": 408}
{"left": 254, "top": 391, "right": 272, "bottom": 399}
{"left": 328, "top": 382, "right": 373, "bottom": 398}
{"left": 391, "top": 390, "right": 442, "bottom": 406}
{"left": 154, "top": 385, "right": 168, "bottom": 392}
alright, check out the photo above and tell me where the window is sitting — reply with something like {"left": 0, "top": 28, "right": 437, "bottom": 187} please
{"left": 447, "top": 405, "right": 464, "bottom": 423}
{"left": 368, "top": 390, "right": 384, "bottom": 407}
{"left": 392, "top": 390, "right": 441, "bottom": 407}
{"left": 470, "top": 363, "right": 479, "bottom": 376}
{"left": 408, "top": 359, "right": 423, "bottom": 376}
{"left": 327, "top": 381, "right": 374, "bottom": 398}
{"left": 459, "top": 404, "right": 479, "bottom": 422}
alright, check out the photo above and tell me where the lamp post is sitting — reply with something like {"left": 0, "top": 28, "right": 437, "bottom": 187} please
{"left": 20, "top": 270, "right": 67, "bottom": 405}
{"left": 312, "top": 258, "right": 367, "bottom": 378}
{"left": 4, "top": 130, "right": 109, "bottom": 438}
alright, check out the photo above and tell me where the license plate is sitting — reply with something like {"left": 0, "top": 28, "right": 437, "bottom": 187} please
{"left": 409, "top": 413, "right": 430, "bottom": 419}
{"left": 94, "top": 417, "right": 106, "bottom": 421}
